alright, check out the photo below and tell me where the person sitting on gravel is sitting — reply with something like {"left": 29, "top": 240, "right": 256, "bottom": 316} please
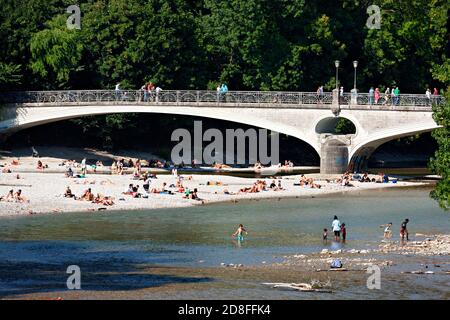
{"left": 65, "top": 167, "right": 74, "bottom": 178}
{"left": 189, "top": 188, "right": 201, "bottom": 201}
{"left": 269, "top": 180, "right": 277, "bottom": 189}
{"left": 93, "top": 194, "right": 114, "bottom": 206}
{"left": 64, "top": 186, "right": 76, "bottom": 199}
{"left": 14, "top": 189, "right": 28, "bottom": 203}
{"left": 79, "top": 188, "right": 94, "bottom": 201}
{"left": 123, "top": 184, "right": 134, "bottom": 195}
{"left": 0, "top": 189, "right": 14, "bottom": 202}
{"left": 131, "top": 185, "right": 141, "bottom": 198}
{"left": 37, "top": 160, "right": 44, "bottom": 171}
{"left": 359, "top": 172, "right": 371, "bottom": 182}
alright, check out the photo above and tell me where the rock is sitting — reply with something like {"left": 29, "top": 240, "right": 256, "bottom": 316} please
{"left": 220, "top": 263, "right": 226, "bottom": 266}
{"left": 320, "top": 249, "right": 329, "bottom": 254}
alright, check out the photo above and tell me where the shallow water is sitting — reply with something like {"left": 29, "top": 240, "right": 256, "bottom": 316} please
{"left": 0, "top": 187, "right": 448, "bottom": 299}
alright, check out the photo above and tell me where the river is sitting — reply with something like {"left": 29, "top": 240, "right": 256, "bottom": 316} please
{"left": 0, "top": 187, "right": 448, "bottom": 299}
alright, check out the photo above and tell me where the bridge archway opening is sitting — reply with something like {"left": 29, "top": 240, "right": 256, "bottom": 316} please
{"left": 315, "top": 117, "right": 356, "bottom": 135}
{"left": 2, "top": 113, "right": 320, "bottom": 167}
{"left": 349, "top": 132, "right": 437, "bottom": 173}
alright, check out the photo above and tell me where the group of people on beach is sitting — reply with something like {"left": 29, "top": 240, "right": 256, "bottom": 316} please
{"left": 238, "top": 179, "right": 283, "bottom": 193}
{"left": 331, "top": 171, "right": 390, "bottom": 187}
{"left": 297, "top": 175, "right": 322, "bottom": 189}
{"left": 64, "top": 186, "right": 115, "bottom": 206}
{"left": 0, "top": 189, "right": 28, "bottom": 203}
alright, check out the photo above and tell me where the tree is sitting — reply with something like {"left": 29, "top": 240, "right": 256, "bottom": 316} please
{"left": 0, "top": 63, "right": 22, "bottom": 90}
{"left": 30, "top": 15, "right": 84, "bottom": 88}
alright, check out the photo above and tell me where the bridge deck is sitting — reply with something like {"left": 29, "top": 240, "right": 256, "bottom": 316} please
{"left": 1, "top": 90, "right": 444, "bottom": 109}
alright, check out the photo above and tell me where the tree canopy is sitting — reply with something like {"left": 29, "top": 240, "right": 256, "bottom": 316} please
{"left": 0, "top": 0, "right": 447, "bottom": 92}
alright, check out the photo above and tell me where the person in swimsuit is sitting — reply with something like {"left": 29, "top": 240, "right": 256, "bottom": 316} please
{"left": 400, "top": 219, "right": 409, "bottom": 242}
{"left": 232, "top": 224, "right": 248, "bottom": 241}
{"left": 323, "top": 228, "right": 328, "bottom": 243}
{"left": 380, "top": 222, "right": 393, "bottom": 239}
{"left": 341, "top": 223, "right": 347, "bottom": 243}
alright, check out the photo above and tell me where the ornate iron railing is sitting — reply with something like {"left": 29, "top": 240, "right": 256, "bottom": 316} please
{"left": 0, "top": 90, "right": 445, "bottom": 108}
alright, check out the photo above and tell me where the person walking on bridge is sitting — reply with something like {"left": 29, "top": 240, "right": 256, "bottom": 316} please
{"left": 115, "top": 83, "right": 121, "bottom": 101}
{"left": 220, "top": 83, "right": 228, "bottom": 101}
{"left": 426, "top": 88, "right": 431, "bottom": 106}
{"left": 393, "top": 86, "right": 400, "bottom": 106}
{"left": 383, "top": 87, "right": 390, "bottom": 105}
{"left": 317, "top": 86, "right": 324, "bottom": 104}
{"left": 369, "top": 87, "right": 375, "bottom": 105}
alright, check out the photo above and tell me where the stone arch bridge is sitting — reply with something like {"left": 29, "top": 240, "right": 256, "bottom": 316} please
{"left": 0, "top": 90, "right": 444, "bottom": 173}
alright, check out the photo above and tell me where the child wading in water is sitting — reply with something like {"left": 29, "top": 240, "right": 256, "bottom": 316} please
{"left": 341, "top": 223, "right": 347, "bottom": 243}
{"left": 380, "top": 222, "right": 393, "bottom": 239}
{"left": 400, "top": 218, "right": 409, "bottom": 242}
{"left": 323, "top": 228, "right": 328, "bottom": 243}
{"left": 232, "top": 224, "right": 248, "bottom": 241}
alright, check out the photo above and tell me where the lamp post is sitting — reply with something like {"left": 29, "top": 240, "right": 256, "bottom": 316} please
{"left": 353, "top": 60, "right": 358, "bottom": 90}
{"left": 335, "top": 60, "right": 340, "bottom": 90}
{"left": 351, "top": 60, "right": 358, "bottom": 105}
{"left": 332, "top": 60, "right": 341, "bottom": 116}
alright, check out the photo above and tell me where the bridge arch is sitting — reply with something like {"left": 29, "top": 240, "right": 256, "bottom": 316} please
{"left": 1, "top": 105, "right": 322, "bottom": 158}
{"left": 349, "top": 124, "right": 441, "bottom": 165}
{"left": 314, "top": 116, "right": 358, "bottom": 135}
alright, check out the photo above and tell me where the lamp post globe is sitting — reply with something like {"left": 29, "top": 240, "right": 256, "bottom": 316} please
{"left": 335, "top": 60, "right": 340, "bottom": 90}
{"left": 353, "top": 60, "right": 358, "bottom": 90}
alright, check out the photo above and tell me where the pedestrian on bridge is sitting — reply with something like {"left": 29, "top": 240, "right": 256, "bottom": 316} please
{"left": 220, "top": 83, "right": 228, "bottom": 101}
{"left": 393, "top": 87, "right": 400, "bottom": 106}
{"left": 383, "top": 87, "right": 390, "bottom": 105}
{"left": 426, "top": 88, "right": 431, "bottom": 106}
{"left": 317, "top": 86, "right": 324, "bottom": 103}
{"left": 369, "top": 87, "right": 375, "bottom": 105}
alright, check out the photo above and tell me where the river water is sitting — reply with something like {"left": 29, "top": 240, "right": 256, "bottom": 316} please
{"left": 0, "top": 187, "right": 448, "bottom": 299}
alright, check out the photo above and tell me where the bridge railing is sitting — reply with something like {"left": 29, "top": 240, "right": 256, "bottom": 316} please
{"left": 0, "top": 90, "right": 445, "bottom": 107}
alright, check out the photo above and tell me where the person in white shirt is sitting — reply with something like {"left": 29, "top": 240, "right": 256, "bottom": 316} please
{"left": 115, "top": 83, "right": 121, "bottom": 100}
{"left": 425, "top": 88, "right": 431, "bottom": 106}
{"left": 332, "top": 215, "right": 341, "bottom": 241}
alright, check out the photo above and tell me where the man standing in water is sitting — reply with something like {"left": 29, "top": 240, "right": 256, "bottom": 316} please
{"left": 332, "top": 216, "right": 341, "bottom": 242}
{"left": 400, "top": 219, "right": 409, "bottom": 242}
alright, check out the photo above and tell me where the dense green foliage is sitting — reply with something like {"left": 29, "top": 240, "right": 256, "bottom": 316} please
{"left": 0, "top": 0, "right": 448, "bottom": 92}
{"left": 429, "top": 62, "right": 450, "bottom": 210}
